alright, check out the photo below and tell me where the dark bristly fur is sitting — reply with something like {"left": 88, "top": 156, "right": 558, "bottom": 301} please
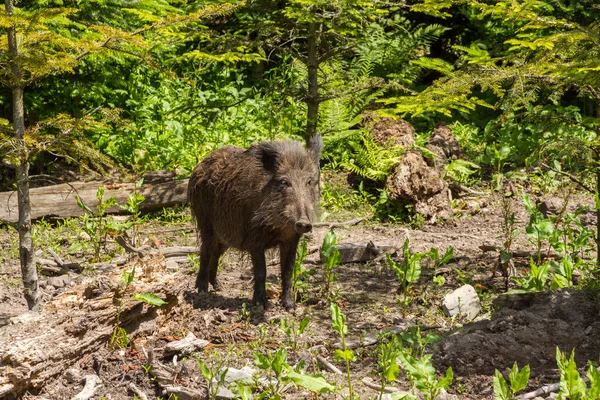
{"left": 188, "top": 136, "right": 323, "bottom": 310}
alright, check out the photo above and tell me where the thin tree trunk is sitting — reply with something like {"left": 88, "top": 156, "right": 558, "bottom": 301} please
{"left": 305, "top": 23, "right": 319, "bottom": 143}
{"left": 5, "top": 0, "right": 39, "bottom": 310}
{"left": 596, "top": 100, "right": 600, "bottom": 267}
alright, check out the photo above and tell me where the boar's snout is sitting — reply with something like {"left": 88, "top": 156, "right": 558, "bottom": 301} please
{"left": 295, "top": 219, "right": 312, "bottom": 234}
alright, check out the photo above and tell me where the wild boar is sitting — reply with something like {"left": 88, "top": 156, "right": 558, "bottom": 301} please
{"left": 188, "top": 136, "right": 322, "bottom": 310}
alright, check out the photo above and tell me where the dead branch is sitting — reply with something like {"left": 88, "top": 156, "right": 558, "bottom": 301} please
{"left": 316, "top": 355, "right": 343, "bottom": 375}
{"left": 72, "top": 375, "right": 102, "bottom": 400}
{"left": 313, "top": 217, "right": 367, "bottom": 229}
{"left": 163, "top": 332, "right": 210, "bottom": 356}
{"left": 362, "top": 377, "right": 400, "bottom": 393}
{"left": 128, "top": 382, "right": 149, "bottom": 400}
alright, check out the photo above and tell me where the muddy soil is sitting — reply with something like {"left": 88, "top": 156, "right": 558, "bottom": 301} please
{"left": 0, "top": 189, "right": 598, "bottom": 399}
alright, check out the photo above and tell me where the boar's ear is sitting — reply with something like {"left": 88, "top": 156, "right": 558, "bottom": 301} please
{"left": 307, "top": 134, "right": 323, "bottom": 165}
{"left": 258, "top": 142, "right": 280, "bottom": 172}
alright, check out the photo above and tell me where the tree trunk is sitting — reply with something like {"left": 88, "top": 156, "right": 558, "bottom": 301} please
{"left": 596, "top": 100, "right": 600, "bottom": 267}
{"left": 305, "top": 23, "right": 319, "bottom": 143}
{"left": 5, "top": 0, "right": 39, "bottom": 310}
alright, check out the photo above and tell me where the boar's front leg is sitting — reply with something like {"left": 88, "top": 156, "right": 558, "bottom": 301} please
{"left": 280, "top": 236, "right": 300, "bottom": 311}
{"left": 250, "top": 249, "right": 268, "bottom": 307}
{"left": 196, "top": 230, "right": 224, "bottom": 292}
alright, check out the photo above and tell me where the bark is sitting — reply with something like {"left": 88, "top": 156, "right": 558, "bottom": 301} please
{"left": 0, "top": 178, "right": 189, "bottom": 224}
{"left": 305, "top": 23, "right": 319, "bottom": 143}
{"left": 596, "top": 100, "right": 600, "bottom": 267}
{"left": 5, "top": 0, "right": 39, "bottom": 310}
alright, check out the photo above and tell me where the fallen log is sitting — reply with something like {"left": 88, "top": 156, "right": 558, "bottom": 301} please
{"left": 0, "top": 270, "right": 185, "bottom": 397}
{"left": 0, "top": 178, "right": 189, "bottom": 225}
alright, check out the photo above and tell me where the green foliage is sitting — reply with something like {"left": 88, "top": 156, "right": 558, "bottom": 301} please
{"left": 320, "top": 230, "right": 341, "bottom": 298}
{"left": 196, "top": 358, "right": 229, "bottom": 400}
{"left": 75, "top": 185, "right": 127, "bottom": 262}
{"left": 386, "top": 239, "right": 425, "bottom": 317}
{"left": 397, "top": 346, "right": 453, "bottom": 400}
{"left": 133, "top": 293, "right": 168, "bottom": 307}
{"left": 555, "top": 348, "right": 600, "bottom": 400}
{"left": 493, "top": 362, "right": 530, "bottom": 400}
{"left": 253, "top": 348, "right": 334, "bottom": 398}
{"left": 292, "top": 238, "right": 313, "bottom": 302}
{"left": 279, "top": 316, "right": 310, "bottom": 354}
{"left": 330, "top": 302, "right": 355, "bottom": 399}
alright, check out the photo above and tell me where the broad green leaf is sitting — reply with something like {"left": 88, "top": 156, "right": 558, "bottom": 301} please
{"left": 493, "top": 369, "right": 510, "bottom": 400}
{"left": 587, "top": 362, "right": 600, "bottom": 398}
{"left": 133, "top": 293, "right": 167, "bottom": 307}
{"left": 196, "top": 358, "right": 211, "bottom": 379}
{"left": 330, "top": 303, "right": 348, "bottom": 336}
{"left": 272, "top": 349, "right": 287, "bottom": 376}
{"left": 439, "top": 246, "right": 454, "bottom": 265}
{"left": 285, "top": 370, "right": 335, "bottom": 393}
{"left": 122, "top": 267, "right": 135, "bottom": 286}
{"left": 298, "top": 317, "right": 310, "bottom": 334}
{"left": 509, "top": 363, "right": 530, "bottom": 393}
{"left": 253, "top": 352, "right": 270, "bottom": 370}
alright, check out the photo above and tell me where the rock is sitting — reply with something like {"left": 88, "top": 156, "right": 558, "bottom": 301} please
{"left": 218, "top": 366, "right": 254, "bottom": 385}
{"left": 442, "top": 284, "right": 481, "bottom": 321}
{"left": 538, "top": 197, "right": 563, "bottom": 217}
{"left": 435, "top": 388, "right": 459, "bottom": 400}
{"left": 545, "top": 393, "right": 558, "bottom": 400}
{"left": 364, "top": 114, "right": 416, "bottom": 148}
{"left": 47, "top": 274, "right": 73, "bottom": 289}
{"left": 79, "top": 231, "right": 91, "bottom": 241}
{"left": 165, "top": 259, "right": 179, "bottom": 272}
{"left": 216, "top": 386, "right": 235, "bottom": 400}
{"left": 164, "top": 332, "right": 210, "bottom": 356}
{"left": 427, "top": 122, "right": 463, "bottom": 160}
{"left": 386, "top": 151, "right": 452, "bottom": 220}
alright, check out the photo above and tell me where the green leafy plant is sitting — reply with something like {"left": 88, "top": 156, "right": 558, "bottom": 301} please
{"left": 397, "top": 346, "right": 453, "bottom": 400}
{"left": 386, "top": 239, "right": 425, "bottom": 317}
{"left": 110, "top": 267, "right": 136, "bottom": 349}
{"left": 279, "top": 316, "right": 310, "bottom": 354}
{"left": 555, "top": 348, "right": 600, "bottom": 400}
{"left": 331, "top": 302, "right": 355, "bottom": 399}
{"left": 376, "top": 334, "right": 418, "bottom": 400}
{"left": 119, "top": 178, "right": 146, "bottom": 246}
{"left": 493, "top": 362, "right": 530, "bottom": 400}
{"left": 196, "top": 358, "right": 229, "bottom": 400}
{"left": 321, "top": 230, "right": 341, "bottom": 298}
{"left": 75, "top": 185, "right": 130, "bottom": 262}
{"left": 253, "top": 348, "right": 334, "bottom": 399}
{"left": 445, "top": 159, "right": 480, "bottom": 186}
{"left": 292, "top": 238, "right": 313, "bottom": 302}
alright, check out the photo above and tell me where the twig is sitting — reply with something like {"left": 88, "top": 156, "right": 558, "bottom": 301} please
{"left": 449, "top": 182, "right": 486, "bottom": 196}
{"left": 541, "top": 162, "right": 594, "bottom": 193}
{"left": 47, "top": 247, "right": 65, "bottom": 266}
{"left": 516, "top": 382, "right": 561, "bottom": 399}
{"left": 313, "top": 217, "right": 367, "bottom": 228}
{"left": 361, "top": 377, "right": 400, "bottom": 393}
{"left": 72, "top": 375, "right": 102, "bottom": 400}
{"left": 316, "top": 355, "right": 343, "bottom": 375}
{"left": 128, "top": 383, "right": 149, "bottom": 400}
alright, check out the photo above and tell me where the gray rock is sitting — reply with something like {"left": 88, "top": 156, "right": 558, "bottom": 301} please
{"left": 435, "top": 388, "right": 459, "bottom": 400}
{"left": 166, "top": 259, "right": 179, "bottom": 272}
{"left": 216, "top": 386, "right": 235, "bottom": 400}
{"left": 218, "top": 366, "right": 254, "bottom": 385}
{"left": 48, "top": 274, "right": 73, "bottom": 289}
{"left": 442, "top": 284, "right": 481, "bottom": 321}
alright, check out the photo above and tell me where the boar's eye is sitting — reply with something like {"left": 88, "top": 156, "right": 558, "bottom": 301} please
{"left": 307, "top": 178, "right": 314, "bottom": 186}
{"left": 279, "top": 178, "right": 291, "bottom": 187}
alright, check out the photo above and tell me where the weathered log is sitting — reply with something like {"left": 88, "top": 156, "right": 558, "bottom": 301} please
{"left": 320, "top": 242, "right": 399, "bottom": 264}
{"left": 164, "top": 332, "right": 210, "bottom": 356}
{"left": 0, "top": 272, "right": 184, "bottom": 397}
{"left": 0, "top": 178, "right": 189, "bottom": 225}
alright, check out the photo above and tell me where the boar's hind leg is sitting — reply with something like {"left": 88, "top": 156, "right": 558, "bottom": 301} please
{"left": 280, "top": 237, "right": 300, "bottom": 311}
{"left": 208, "top": 242, "right": 225, "bottom": 291}
{"left": 196, "top": 231, "right": 223, "bottom": 292}
{"left": 250, "top": 250, "right": 268, "bottom": 307}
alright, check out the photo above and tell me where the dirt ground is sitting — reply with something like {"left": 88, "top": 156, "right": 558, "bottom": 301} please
{"left": 1, "top": 188, "right": 599, "bottom": 400}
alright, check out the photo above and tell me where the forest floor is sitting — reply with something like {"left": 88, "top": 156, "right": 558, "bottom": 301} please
{"left": 1, "top": 180, "right": 599, "bottom": 400}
